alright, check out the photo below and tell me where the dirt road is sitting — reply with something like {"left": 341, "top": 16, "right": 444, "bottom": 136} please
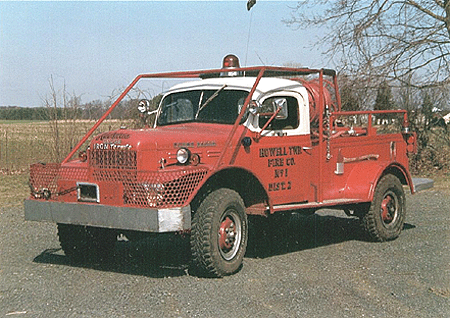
{"left": 1, "top": 189, "right": 449, "bottom": 317}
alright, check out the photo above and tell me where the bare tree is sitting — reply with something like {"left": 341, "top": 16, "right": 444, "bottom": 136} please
{"left": 43, "top": 77, "right": 81, "bottom": 162}
{"left": 285, "top": 1, "right": 450, "bottom": 88}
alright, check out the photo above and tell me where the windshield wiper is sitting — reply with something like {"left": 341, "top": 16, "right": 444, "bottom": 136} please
{"left": 195, "top": 84, "right": 227, "bottom": 119}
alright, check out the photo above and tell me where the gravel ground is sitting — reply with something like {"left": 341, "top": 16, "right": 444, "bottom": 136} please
{"left": 1, "top": 189, "right": 449, "bottom": 317}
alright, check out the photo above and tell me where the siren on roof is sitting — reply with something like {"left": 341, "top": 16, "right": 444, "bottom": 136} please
{"left": 221, "top": 54, "right": 242, "bottom": 77}
{"left": 222, "top": 54, "right": 240, "bottom": 68}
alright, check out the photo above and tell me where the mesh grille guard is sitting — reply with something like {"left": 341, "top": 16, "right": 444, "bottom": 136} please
{"left": 29, "top": 163, "right": 209, "bottom": 208}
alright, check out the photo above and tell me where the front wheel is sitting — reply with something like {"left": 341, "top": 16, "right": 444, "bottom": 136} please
{"left": 190, "top": 188, "right": 248, "bottom": 277}
{"left": 361, "top": 174, "right": 406, "bottom": 241}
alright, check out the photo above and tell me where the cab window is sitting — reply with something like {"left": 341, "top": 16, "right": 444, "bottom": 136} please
{"left": 259, "top": 96, "right": 299, "bottom": 130}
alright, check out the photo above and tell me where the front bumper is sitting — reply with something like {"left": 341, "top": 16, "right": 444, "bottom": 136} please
{"left": 24, "top": 199, "right": 191, "bottom": 233}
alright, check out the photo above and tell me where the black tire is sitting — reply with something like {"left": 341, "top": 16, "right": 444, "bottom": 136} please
{"left": 361, "top": 174, "right": 406, "bottom": 241}
{"left": 190, "top": 188, "right": 248, "bottom": 277}
{"left": 57, "top": 224, "right": 117, "bottom": 263}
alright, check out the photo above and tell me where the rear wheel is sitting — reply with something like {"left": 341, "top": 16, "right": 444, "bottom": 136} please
{"left": 361, "top": 174, "right": 406, "bottom": 241}
{"left": 57, "top": 224, "right": 117, "bottom": 263}
{"left": 190, "top": 188, "right": 248, "bottom": 277}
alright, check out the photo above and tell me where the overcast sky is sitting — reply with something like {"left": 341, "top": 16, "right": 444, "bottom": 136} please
{"left": 0, "top": 1, "right": 329, "bottom": 107}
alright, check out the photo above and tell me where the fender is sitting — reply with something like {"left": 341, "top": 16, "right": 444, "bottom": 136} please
{"left": 344, "top": 161, "right": 413, "bottom": 202}
{"left": 185, "top": 165, "right": 269, "bottom": 209}
{"left": 384, "top": 162, "right": 415, "bottom": 195}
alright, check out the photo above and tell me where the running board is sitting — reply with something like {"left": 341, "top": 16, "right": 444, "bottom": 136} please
{"left": 273, "top": 198, "right": 364, "bottom": 212}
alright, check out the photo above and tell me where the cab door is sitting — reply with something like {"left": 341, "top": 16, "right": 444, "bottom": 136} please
{"left": 252, "top": 92, "right": 312, "bottom": 205}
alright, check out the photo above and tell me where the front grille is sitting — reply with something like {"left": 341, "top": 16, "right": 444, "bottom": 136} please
{"left": 90, "top": 149, "right": 137, "bottom": 170}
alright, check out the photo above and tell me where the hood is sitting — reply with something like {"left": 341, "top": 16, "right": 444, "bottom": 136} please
{"left": 91, "top": 123, "right": 234, "bottom": 153}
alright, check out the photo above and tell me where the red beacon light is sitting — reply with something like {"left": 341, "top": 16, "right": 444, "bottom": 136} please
{"left": 221, "top": 54, "right": 242, "bottom": 77}
{"left": 223, "top": 54, "right": 240, "bottom": 68}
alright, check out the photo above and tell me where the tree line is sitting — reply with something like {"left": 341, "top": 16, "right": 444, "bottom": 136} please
{"left": 0, "top": 100, "right": 138, "bottom": 121}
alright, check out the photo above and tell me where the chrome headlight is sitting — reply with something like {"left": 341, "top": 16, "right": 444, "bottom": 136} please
{"left": 176, "top": 148, "right": 191, "bottom": 164}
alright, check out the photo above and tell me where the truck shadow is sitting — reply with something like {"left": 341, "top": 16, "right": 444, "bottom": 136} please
{"left": 33, "top": 214, "right": 415, "bottom": 277}
{"left": 246, "top": 213, "right": 416, "bottom": 258}
{"left": 33, "top": 233, "right": 191, "bottom": 278}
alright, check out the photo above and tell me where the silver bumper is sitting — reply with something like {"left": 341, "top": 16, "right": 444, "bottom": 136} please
{"left": 24, "top": 199, "right": 191, "bottom": 233}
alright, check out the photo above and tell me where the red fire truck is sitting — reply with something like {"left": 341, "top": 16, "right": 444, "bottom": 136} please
{"left": 25, "top": 55, "right": 417, "bottom": 277}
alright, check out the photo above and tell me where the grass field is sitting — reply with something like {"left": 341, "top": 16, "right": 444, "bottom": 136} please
{"left": 0, "top": 119, "right": 131, "bottom": 171}
{"left": 0, "top": 119, "right": 449, "bottom": 208}
{"left": 0, "top": 173, "right": 29, "bottom": 207}
{"left": 0, "top": 120, "right": 47, "bottom": 124}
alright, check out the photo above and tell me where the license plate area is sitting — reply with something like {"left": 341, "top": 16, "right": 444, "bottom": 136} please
{"left": 77, "top": 183, "right": 100, "bottom": 203}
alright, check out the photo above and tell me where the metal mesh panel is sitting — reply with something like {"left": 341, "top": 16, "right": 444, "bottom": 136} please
{"left": 59, "top": 166, "right": 88, "bottom": 181}
{"left": 29, "top": 163, "right": 88, "bottom": 200}
{"left": 29, "top": 163, "right": 60, "bottom": 198}
{"left": 90, "top": 149, "right": 137, "bottom": 170}
{"left": 29, "top": 162, "right": 208, "bottom": 208}
{"left": 92, "top": 169, "right": 136, "bottom": 182}
{"left": 119, "top": 168, "right": 209, "bottom": 208}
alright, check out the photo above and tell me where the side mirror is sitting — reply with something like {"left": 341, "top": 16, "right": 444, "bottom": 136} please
{"left": 138, "top": 99, "right": 158, "bottom": 127}
{"left": 138, "top": 99, "right": 151, "bottom": 114}
{"left": 138, "top": 99, "right": 158, "bottom": 117}
{"left": 258, "top": 98, "right": 288, "bottom": 119}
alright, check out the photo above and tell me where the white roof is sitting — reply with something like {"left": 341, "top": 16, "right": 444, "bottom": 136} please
{"left": 166, "top": 77, "right": 304, "bottom": 98}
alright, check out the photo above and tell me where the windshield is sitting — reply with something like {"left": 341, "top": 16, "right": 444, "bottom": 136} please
{"left": 157, "top": 89, "right": 248, "bottom": 126}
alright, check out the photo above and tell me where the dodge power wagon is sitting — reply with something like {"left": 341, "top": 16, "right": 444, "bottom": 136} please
{"left": 25, "top": 55, "right": 417, "bottom": 277}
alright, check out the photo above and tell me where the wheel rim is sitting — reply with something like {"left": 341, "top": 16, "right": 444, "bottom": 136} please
{"left": 218, "top": 209, "right": 242, "bottom": 261}
{"left": 380, "top": 190, "right": 399, "bottom": 227}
